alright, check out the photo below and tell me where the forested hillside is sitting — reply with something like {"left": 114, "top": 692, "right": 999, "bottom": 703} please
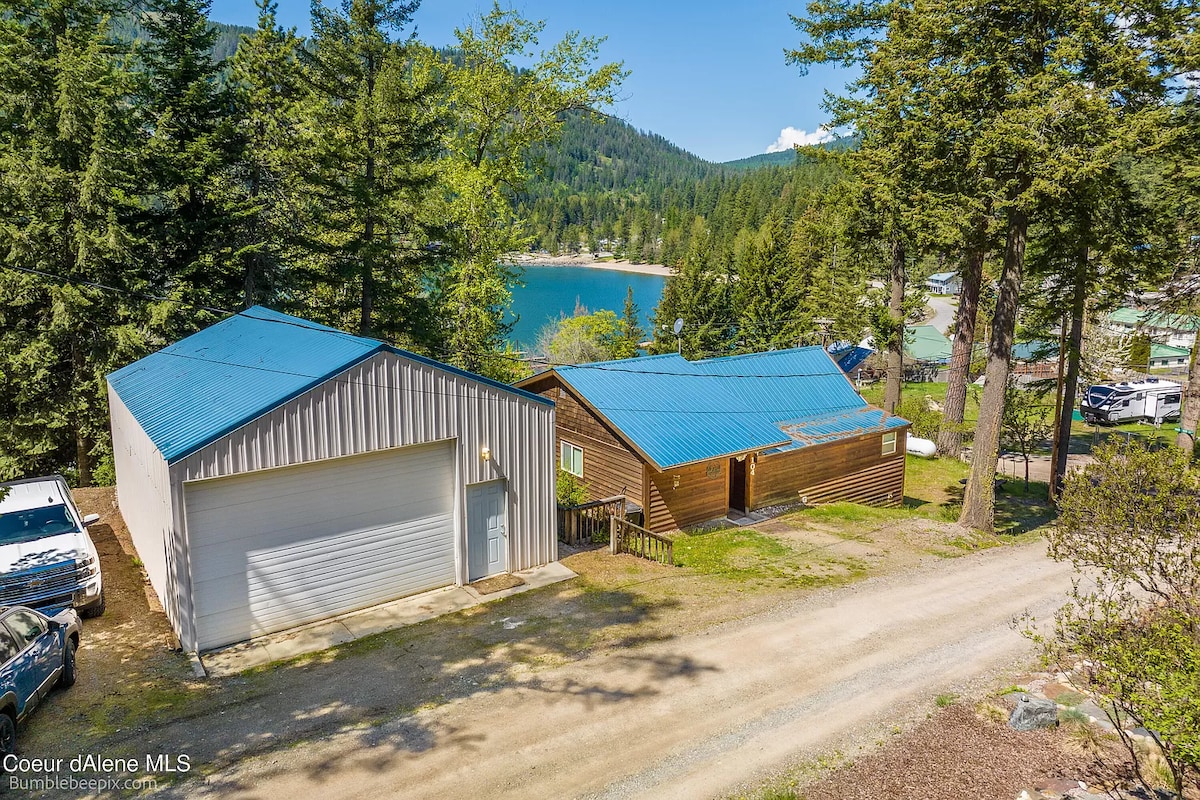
{"left": 722, "top": 150, "right": 797, "bottom": 170}
{"left": 0, "top": 0, "right": 624, "bottom": 484}
{"left": 514, "top": 112, "right": 850, "bottom": 270}
{"left": 108, "top": 15, "right": 254, "bottom": 62}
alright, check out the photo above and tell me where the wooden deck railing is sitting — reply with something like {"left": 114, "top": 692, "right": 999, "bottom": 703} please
{"left": 558, "top": 496, "right": 626, "bottom": 547}
{"left": 611, "top": 516, "right": 674, "bottom": 566}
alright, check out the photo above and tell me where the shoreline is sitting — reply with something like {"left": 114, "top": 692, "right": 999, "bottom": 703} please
{"left": 508, "top": 253, "right": 672, "bottom": 277}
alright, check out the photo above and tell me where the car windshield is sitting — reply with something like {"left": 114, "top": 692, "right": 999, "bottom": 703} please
{"left": 1087, "top": 386, "right": 1115, "bottom": 403}
{"left": 0, "top": 504, "right": 78, "bottom": 546}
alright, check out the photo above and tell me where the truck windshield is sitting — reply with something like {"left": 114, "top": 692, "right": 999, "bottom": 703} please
{"left": 0, "top": 505, "right": 78, "bottom": 546}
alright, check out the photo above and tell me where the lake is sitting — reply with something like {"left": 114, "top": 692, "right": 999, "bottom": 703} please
{"left": 507, "top": 265, "right": 667, "bottom": 351}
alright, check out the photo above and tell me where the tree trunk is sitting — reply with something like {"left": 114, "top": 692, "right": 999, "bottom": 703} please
{"left": 960, "top": 208, "right": 1027, "bottom": 532}
{"left": 76, "top": 432, "right": 95, "bottom": 488}
{"left": 1177, "top": 341, "right": 1200, "bottom": 457}
{"left": 883, "top": 239, "right": 905, "bottom": 414}
{"left": 242, "top": 160, "right": 262, "bottom": 310}
{"left": 1052, "top": 248, "right": 1088, "bottom": 494}
{"left": 360, "top": 156, "right": 376, "bottom": 336}
{"left": 938, "top": 215, "right": 987, "bottom": 456}
{"left": 70, "top": 329, "right": 94, "bottom": 487}
{"left": 360, "top": 54, "right": 378, "bottom": 337}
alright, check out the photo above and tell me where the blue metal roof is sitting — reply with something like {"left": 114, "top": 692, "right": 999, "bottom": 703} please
{"left": 551, "top": 347, "right": 906, "bottom": 469}
{"left": 835, "top": 346, "right": 874, "bottom": 374}
{"left": 771, "top": 408, "right": 909, "bottom": 451}
{"left": 108, "top": 306, "right": 549, "bottom": 464}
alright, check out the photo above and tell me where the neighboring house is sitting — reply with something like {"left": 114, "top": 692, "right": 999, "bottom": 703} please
{"left": 1106, "top": 307, "right": 1200, "bottom": 349}
{"left": 905, "top": 325, "right": 953, "bottom": 365}
{"left": 516, "top": 348, "right": 909, "bottom": 533}
{"left": 1148, "top": 343, "right": 1191, "bottom": 368}
{"left": 925, "top": 271, "right": 961, "bottom": 295}
{"left": 1011, "top": 340, "right": 1059, "bottom": 379}
{"left": 107, "top": 307, "right": 556, "bottom": 653}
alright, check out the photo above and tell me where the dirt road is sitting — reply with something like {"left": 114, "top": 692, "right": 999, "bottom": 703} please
{"left": 160, "top": 541, "right": 1073, "bottom": 800}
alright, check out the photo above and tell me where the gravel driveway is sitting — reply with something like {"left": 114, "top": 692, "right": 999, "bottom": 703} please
{"left": 151, "top": 541, "right": 1073, "bottom": 800}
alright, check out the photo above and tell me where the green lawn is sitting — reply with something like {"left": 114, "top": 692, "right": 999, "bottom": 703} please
{"left": 792, "top": 455, "right": 1055, "bottom": 539}
{"left": 860, "top": 380, "right": 1178, "bottom": 457}
{"left": 672, "top": 454, "right": 1055, "bottom": 589}
{"left": 672, "top": 527, "right": 868, "bottom": 586}
{"left": 1066, "top": 417, "right": 1175, "bottom": 453}
{"left": 858, "top": 381, "right": 983, "bottom": 427}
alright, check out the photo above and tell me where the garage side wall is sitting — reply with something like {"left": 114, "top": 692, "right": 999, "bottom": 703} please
{"left": 171, "top": 351, "right": 556, "bottom": 581}
{"left": 108, "top": 384, "right": 186, "bottom": 637}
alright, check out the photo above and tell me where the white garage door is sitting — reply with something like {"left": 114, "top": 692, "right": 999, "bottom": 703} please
{"left": 185, "top": 442, "right": 456, "bottom": 650}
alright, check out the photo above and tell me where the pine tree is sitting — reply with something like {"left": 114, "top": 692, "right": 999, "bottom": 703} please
{"left": 792, "top": 0, "right": 1180, "bottom": 530}
{"left": 296, "top": 0, "right": 445, "bottom": 344}
{"left": 734, "top": 212, "right": 799, "bottom": 351}
{"left": 0, "top": 0, "right": 146, "bottom": 484}
{"left": 225, "top": 0, "right": 304, "bottom": 308}
{"left": 614, "top": 286, "right": 645, "bottom": 359}
{"left": 138, "top": 0, "right": 239, "bottom": 333}
{"left": 652, "top": 218, "right": 735, "bottom": 357}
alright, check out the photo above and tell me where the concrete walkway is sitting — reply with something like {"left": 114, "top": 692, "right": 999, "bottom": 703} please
{"left": 200, "top": 562, "right": 577, "bottom": 676}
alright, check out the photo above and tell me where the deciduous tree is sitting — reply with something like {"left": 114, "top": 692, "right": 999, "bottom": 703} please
{"left": 433, "top": 3, "right": 624, "bottom": 378}
{"left": 1035, "top": 440, "right": 1200, "bottom": 797}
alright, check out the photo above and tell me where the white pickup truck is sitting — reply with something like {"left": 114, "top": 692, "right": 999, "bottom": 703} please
{"left": 0, "top": 476, "right": 104, "bottom": 617}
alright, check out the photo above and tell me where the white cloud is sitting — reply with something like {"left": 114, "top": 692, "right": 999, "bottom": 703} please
{"left": 765, "top": 126, "right": 835, "bottom": 153}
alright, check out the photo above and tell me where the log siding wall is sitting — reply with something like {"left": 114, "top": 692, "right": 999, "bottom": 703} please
{"left": 646, "top": 459, "right": 730, "bottom": 531}
{"left": 527, "top": 377, "right": 644, "bottom": 504}
{"left": 522, "top": 373, "right": 909, "bottom": 533}
{"left": 750, "top": 428, "right": 908, "bottom": 510}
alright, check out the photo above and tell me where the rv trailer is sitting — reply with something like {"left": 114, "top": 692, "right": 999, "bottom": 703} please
{"left": 1079, "top": 378, "right": 1182, "bottom": 424}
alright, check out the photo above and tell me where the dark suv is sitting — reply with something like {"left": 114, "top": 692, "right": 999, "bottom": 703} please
{"left": 0, "top": 605, "right": 81, "bottom": 756}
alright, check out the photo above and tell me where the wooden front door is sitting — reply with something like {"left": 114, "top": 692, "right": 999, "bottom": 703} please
{"left": 729, "top": 457, "right": 747, "bottom": 512}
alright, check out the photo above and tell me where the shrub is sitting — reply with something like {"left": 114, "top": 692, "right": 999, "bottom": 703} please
{"left": 1029, "top": 439, "right": 1200, "bottom": 798}
{"left": 556, "top": 469, "right": 589, "bottom": 506}
{"left": 897, "top": 397, "right": 942, "bottom": 440}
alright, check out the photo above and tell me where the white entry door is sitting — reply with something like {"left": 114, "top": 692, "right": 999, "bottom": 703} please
{"left": 466, "top": 480, "right": 507, "bottom": 581}
{"left": 185, "top": 442, "right": 456, "bottom": 650}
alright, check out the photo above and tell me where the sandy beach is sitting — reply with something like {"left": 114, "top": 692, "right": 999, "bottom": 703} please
{"left": 509, "top": 252, "right": 672, "bottom": 277}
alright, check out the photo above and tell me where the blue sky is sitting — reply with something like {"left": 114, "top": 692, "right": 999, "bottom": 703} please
{"left": 208, "top": 0, "right": 855, "bottom": 163}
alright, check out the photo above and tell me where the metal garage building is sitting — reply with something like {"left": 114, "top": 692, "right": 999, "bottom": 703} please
{"left": 107, "top": 307, "right": 556, "bottom": 653}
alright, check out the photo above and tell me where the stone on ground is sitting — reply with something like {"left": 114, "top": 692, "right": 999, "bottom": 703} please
{"left": 1009, "top": 696, "right": 1059, "bottom": 731}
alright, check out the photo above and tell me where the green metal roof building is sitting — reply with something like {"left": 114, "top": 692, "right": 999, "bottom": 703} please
{"left": 904, "top": 325, "right": 953, "bottom": 364}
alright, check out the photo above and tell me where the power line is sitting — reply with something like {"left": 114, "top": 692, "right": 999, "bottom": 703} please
{"left": 5, "top": 265, "right": 235, "bottom": 316}
{"left": 151, "top": 348, "right": 871, "bottom": 417}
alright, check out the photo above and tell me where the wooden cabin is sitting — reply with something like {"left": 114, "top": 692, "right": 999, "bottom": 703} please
{"left": 517, "top": 348, "right": 909, "bottom": 533}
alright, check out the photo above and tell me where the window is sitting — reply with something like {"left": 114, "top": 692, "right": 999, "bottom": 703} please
{"left": 881, "top": 432, "right": 897, "bottom": 456}
{"left": 3, "top": 609, "right": 46, "bottom": 650}
{"left": 0, "top": 627, "right": 17, "bottom": 664}
{"left": 0, "top": 504, "right": 78, "bottom": 546}
{"left": 560, "top": 441, "right": 584, "bottom": 477}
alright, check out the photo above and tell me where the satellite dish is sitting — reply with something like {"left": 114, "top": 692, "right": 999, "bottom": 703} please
{"left": 673, "top": 318, "right": 684, "bottom": 336}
